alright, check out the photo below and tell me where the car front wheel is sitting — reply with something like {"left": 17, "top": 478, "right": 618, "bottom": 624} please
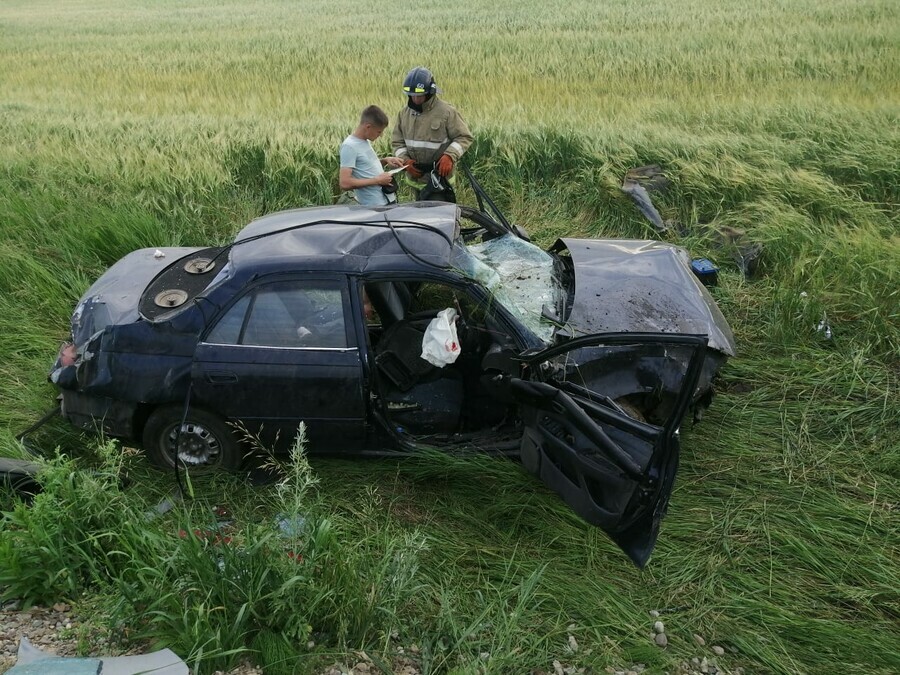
{"left": 142, "top": 406, "right": 242, "bottom": 471}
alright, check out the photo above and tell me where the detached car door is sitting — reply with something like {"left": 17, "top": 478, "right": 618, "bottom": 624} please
{"left": 192, "top": 277, "right": 366, "bottom": 450}
{"left": 511, "top": 333, "right": 709, "bottom": 567}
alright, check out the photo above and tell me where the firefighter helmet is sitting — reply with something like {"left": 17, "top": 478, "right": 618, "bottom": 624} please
{"left": 402, "top": 66, "right": 440, "bottom": 96}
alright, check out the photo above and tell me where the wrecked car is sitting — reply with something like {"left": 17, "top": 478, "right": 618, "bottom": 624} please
{"left": 49, "top": 178, "right": 735, "bottom": 566}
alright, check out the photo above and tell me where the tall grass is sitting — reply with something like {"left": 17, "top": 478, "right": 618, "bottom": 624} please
{"left": 0, "top": 433, "right": 428, "bottom": 673}
{"left": 0, "top": 0, "right": 898, "bottom": 673}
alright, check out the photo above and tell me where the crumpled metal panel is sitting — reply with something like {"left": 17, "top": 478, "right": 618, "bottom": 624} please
{"left": 557, "top": 238, "right": 736, "bottom": 356}
{"left": 73, "top": 322, "right": 195, "bottom": 403}
{"left": 71, "top": 247, "right": 202, "bottom": 346}
{"left": 232, "top": 203, "right": 460, "bottom": 273}
{"left": 12, "top": 636, "right": 187, "bottom": 674}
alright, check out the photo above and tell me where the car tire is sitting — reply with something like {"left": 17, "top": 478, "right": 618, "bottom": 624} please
{"left": 142, "top": 405, "right": 242, "bottom": 472}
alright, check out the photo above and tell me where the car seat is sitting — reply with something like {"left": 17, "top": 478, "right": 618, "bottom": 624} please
{"left": 365, "top": 282, "right": 411, "bottom": 327}
{"left": 373, "top": 316, "right": 436, "bottom": 391}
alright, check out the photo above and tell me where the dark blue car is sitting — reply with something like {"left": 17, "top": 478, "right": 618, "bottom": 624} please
{"left": 51, "top": 193, "right": 735, "bottom": 566}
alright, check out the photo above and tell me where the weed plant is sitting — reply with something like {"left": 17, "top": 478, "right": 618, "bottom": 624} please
{"left": 0, "top": 431, "right": 426, "bottom": 673}
{"left": 0, "top": 0, "right": 898, "bottom": 673}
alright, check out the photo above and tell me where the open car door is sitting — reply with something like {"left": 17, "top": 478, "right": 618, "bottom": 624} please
{"left": 511, "top": 332, "right": 709, "bottom": 567}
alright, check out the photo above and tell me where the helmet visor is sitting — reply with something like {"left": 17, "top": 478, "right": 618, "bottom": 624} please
{"left": 403, "top": 85, "right": 429, "bottom": 96}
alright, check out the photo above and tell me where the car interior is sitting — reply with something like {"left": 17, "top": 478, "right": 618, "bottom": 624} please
{"left": 363, "top": 280, "right": 523, "bottom": 450}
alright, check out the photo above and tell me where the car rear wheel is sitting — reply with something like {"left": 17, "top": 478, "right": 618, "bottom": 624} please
{"left": 142, "top": 406, "right": 242, "bottom": 471}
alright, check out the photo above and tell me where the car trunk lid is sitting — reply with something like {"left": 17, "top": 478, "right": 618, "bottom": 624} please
{"left": 71, "top": 247, "right": 204, "bottom": 346}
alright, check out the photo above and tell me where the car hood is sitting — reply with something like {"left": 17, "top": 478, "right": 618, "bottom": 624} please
{"left": 71, "top": 247, "right": 204, "bottom": 346}
{"left": 555, "top": 238, "right": 736, "bottom": 356}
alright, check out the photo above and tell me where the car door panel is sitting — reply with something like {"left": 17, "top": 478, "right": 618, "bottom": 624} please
{"left": 192, "top": 278, "right": 366, "bottom": 451}
{"left": 193, "top": 344, "right": 365, "bottom": 449}
{"left": 513, "top": 333, "right": 709, "bottom": 567}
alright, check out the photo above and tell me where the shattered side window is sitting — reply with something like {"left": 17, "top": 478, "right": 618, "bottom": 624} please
{"left": 454, "top": 235, "right": 563, "bottom": 343}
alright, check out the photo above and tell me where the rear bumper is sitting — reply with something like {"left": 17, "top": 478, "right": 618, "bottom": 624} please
{"left": 61, "top": 390, "right": 138, "bottom": 440}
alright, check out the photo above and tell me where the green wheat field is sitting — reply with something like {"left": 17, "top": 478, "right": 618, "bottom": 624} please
{"left": 1, "top": 0, "right": 897, "bottom": 673}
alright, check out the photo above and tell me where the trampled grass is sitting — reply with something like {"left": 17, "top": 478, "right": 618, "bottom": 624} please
{"left": 1, "top": 0, "right": 898, "bottom": 673}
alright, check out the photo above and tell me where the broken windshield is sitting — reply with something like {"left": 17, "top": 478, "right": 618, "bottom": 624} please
{"left": 454, "top": 235, "right": 564, "bottom": 343}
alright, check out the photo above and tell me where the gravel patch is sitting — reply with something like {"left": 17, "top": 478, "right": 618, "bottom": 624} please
{"left": 0, "top": 602, "right": 421, "bottom": 675}
{"left": 0, "top": 601, "right": 261, "bottom": 675}
{"left": 640, "top": 610, "right": 747, "bottom": 675}
{"left": 1, "top": 600, "right": 749, "bottom": 675}
{"left": 0, "top": 601, "right": 82, "bottom": 673}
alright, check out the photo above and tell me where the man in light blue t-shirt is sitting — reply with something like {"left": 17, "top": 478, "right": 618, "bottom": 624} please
{"left": 339, "top": 106, "right": 406, "bottom": 206}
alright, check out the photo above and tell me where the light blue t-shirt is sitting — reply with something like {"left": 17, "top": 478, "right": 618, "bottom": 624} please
{"left": 339, "top": 135, "right": 387, "bottom": 206}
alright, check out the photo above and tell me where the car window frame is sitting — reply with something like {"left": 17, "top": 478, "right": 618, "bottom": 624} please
{"left": 200, "top": 274, "right": 357, "bottom": 351}
{"left": 357, "top": 270, "right": 540, "bottom": 352}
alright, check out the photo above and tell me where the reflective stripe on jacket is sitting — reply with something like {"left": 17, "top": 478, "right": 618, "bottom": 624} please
{"left": 391, "top": 97, "right": 473, "bottom": 172}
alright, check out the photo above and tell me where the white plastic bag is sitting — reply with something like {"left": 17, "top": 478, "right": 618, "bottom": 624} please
{"left": 420, "top": 307, "right": 461, "bottom": 367}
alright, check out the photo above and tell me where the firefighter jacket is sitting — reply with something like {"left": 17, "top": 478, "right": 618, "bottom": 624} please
{"left": 392, "top": 97, "right": 473, "bottom": 175}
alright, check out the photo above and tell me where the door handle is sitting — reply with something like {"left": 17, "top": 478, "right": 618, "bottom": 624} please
{"left": 205, "top": 371, "right": 238, "bottom": 384}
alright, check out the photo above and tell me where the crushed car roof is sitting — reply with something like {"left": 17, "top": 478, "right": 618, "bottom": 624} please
{"left": 230, "top": 202, "right": 461, "bottom": 274}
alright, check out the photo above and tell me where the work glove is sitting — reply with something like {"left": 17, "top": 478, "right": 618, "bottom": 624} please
{"left": 436, "top": 154, "right": 454, "bottom": 177}
{"left": 405, "top": 160, "right": 424, "bottom": 179}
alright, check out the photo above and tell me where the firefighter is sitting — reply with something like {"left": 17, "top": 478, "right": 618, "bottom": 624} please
{"left": 393, "top": 66, "right": 473, "bottom": 201}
